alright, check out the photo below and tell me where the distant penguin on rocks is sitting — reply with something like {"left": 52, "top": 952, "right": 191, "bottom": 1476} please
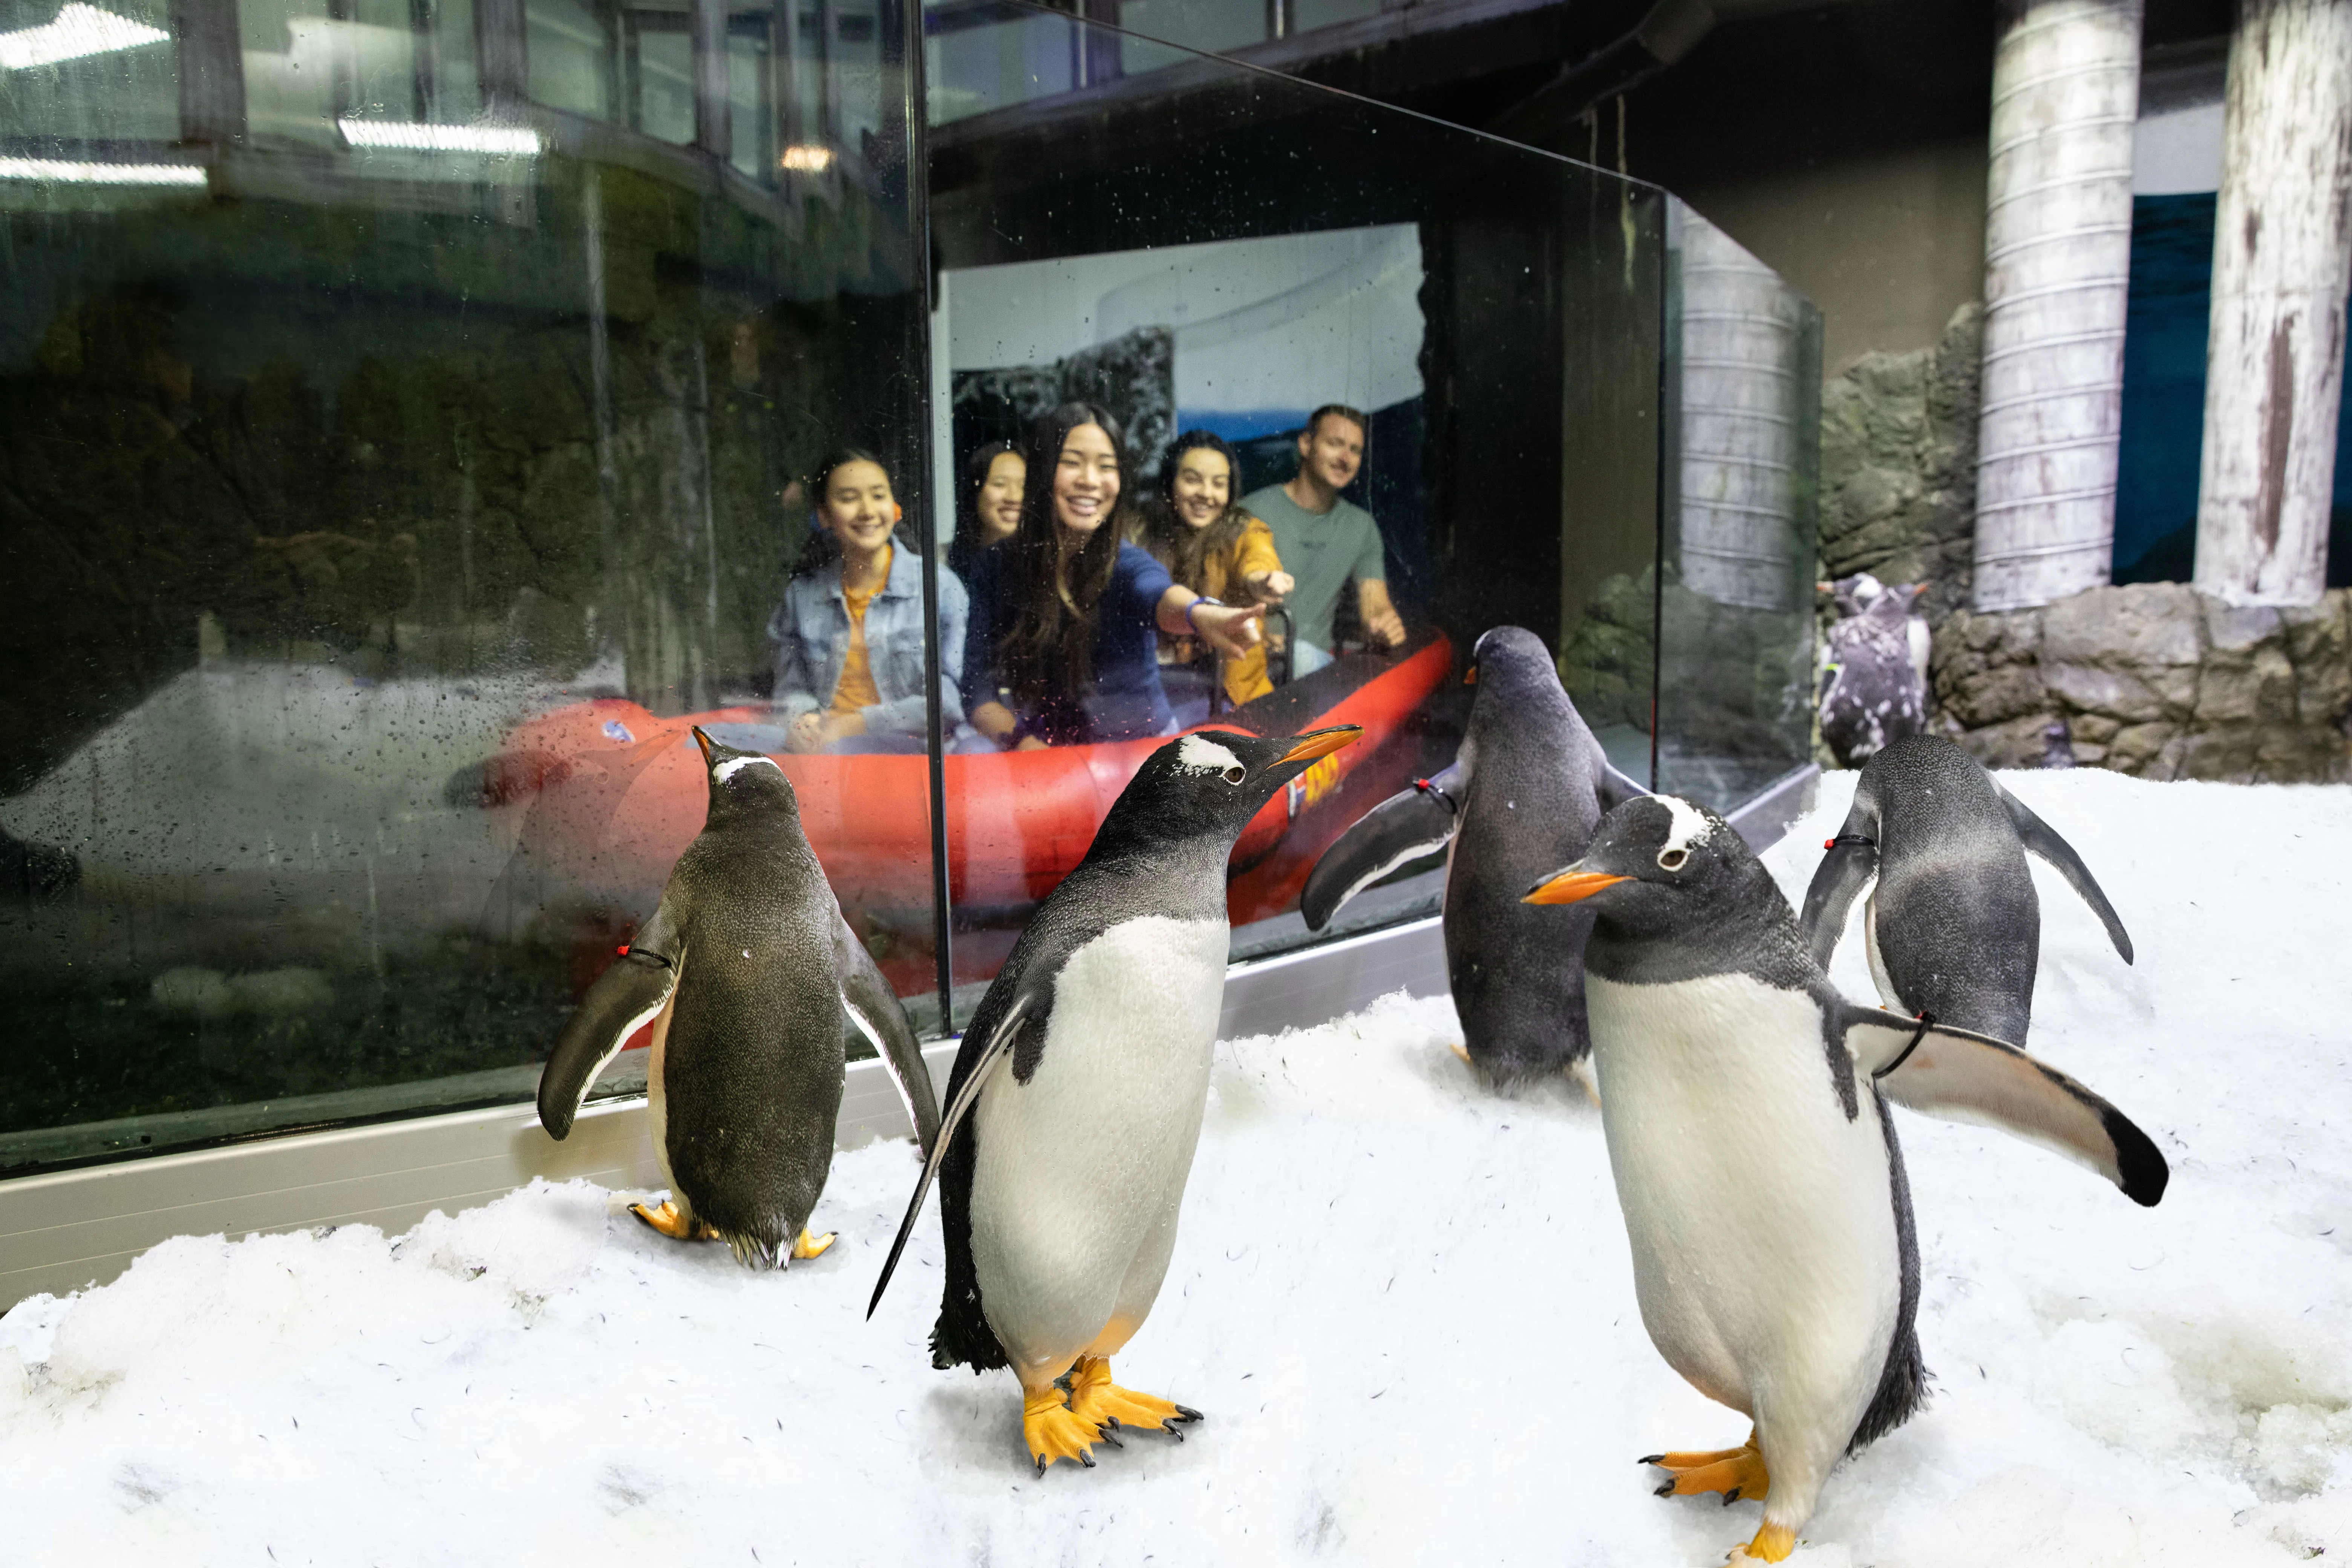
{"left": 1818, "top": 573, "right": 1929, "bottom": 767}
{"left": 1525, "top": 795, "right": 2167, "bottom": 1563}
{"left": 869, "top": 724, "right": 1361, "bottom": 1473}
{"left": 537, "top": 727, "right": 941, "bottom": 1268}
{"left": 1802, "top": 733, "right": 2131, "bottom": 1047}
{"left": 1300, "top": 625, "right": 1646, "bottom": 1091}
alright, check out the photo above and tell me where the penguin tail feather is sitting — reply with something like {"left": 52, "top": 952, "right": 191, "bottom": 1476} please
{"left": 717, "top": 1228, "right": 785, "bottom": 1270}
{"left": 1847, "top": 1331, "right": 1928, "bottom": 1453}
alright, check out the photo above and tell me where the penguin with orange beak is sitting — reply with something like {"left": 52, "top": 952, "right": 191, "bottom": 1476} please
{"left": 870, "top": 724, "right": 1360, "bottom": 1474}
{"left": 1525, "top": 793, "right": 2167, "bottom": 1563}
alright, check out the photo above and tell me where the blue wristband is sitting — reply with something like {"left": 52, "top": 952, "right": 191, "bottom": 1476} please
{"left": 1185, "top": 596, "right": 1225, "bottom": 633}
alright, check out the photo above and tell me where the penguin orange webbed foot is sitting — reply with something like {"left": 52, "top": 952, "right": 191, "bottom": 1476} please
{"left": 1729, "top": 1522, "right": 1796, "bottom": 1563}
{"left": 791, "top": 1228, "right": 836, "bottom": 1260}
{"left": 1448, "top": 1042, "right": 1472, "bottom": 1068}
{"left": 629, "top": 1200, "right": 720, "bottom": 1242}
{"left": 1023, "top": 1386, "right": 1104, "bottom": 1475}
{"left": 1066, "top": 1355, "right": 1204, "bottom": 1439}
{"left": 1643, "top": 1433, "right": 1769, "bottom": 1503}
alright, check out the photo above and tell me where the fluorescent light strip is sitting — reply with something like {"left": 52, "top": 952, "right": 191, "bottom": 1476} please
{"left": 780, "top": 144, "right": 833, "bottom": 172}
{"left": 0, "top": 3, "right": 170, "bottom": 70}
{"left": 337, "top": 117, "right": 541, "bottom": 155}
{"left": 0, "top": 156, "right": 205, "bottom": 186}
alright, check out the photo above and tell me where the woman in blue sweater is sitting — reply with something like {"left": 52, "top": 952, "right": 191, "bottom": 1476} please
{"left": 769, "top": 449, "right": 966, "bottom": 753}
{"left": 963, "top": 404, "right": 1263, "bottom": 749}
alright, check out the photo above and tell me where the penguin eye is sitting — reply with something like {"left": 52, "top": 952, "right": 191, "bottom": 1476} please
{"left": 1657, "top": 848, "right": 1689, "bottom": 872}
{"left": 1221, "top": 765, "right": 1247, "bottom": 786}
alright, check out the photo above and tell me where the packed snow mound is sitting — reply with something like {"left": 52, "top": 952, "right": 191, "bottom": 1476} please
{"left": 5, "top": 771, "right": 2351, "bottom": 1565}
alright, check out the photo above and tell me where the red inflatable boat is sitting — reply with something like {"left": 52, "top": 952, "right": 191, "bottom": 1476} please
{"left": 468, "top": 635, "right": 1455, "bottom": 951}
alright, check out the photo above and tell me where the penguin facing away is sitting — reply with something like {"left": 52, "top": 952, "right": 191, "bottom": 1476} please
{"left": 1300, "top": 625, "right": 1646, "bottom": 1091}
{"left": 869, "top": 724, "right": 1362, "bottom": 1474}
{"left": 1526, "top": 794, "right": 2166, "bottom": 1563}
{"left": 537, "top": 727, "right": 941, "bottom": 1268}
{"left": 1802, "top": 733, "right": 2132, "bottom": 1046}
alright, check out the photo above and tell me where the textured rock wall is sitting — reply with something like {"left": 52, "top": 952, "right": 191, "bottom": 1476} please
{"left": 1818, "top": 302, "right": 1983, "bottom": 626}
{"left": 1932, "top": 584, "right": 2352, "bottom": 781}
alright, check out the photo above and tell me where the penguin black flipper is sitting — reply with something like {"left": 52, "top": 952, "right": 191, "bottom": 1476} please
{"left": 1839, "top": 1004, "right": 2168, "bottom": 1206}
{"left": 1995, "top": 783, "right": 2135, "bottom": 964}
{"left": 1801, "top": 799, "right": 1881, "bottom": 971}
{"left": 536, "top": 946, "right": 679, "bottom": 1141}
{"left": 865, "top": 989, "right": 1039, "bottom": 1320}
{"left": 1300, "top": 762, "right": 1464, "bottom": 931}
{"left": 835, "top": 912, "right": 942, "bottom": 1159}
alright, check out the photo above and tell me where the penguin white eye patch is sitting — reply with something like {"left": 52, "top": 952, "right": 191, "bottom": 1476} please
{"left": 1658, "top": 795, "right": 1713, "bottom": 856}
{"left": 1174, "top": 735, "right": 1247, "bottom": 778}
{"left": 715, "top": 756, "right": 783, "bottom": 782}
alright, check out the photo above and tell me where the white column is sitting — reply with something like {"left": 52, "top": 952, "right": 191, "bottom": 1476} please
{"left": 1675, "top": 207, "right": 1805, "bottom": 613}
{"left": 2192, "top": 0, "right": 2352, "bottom": 606}
{"left": 1972, "top": 0, "right": 2142, "bottom": 612}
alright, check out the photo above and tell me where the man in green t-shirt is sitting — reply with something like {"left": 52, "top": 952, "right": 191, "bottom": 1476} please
{"left": 1239, "top": 404, "right": 1405, "bottom": 674}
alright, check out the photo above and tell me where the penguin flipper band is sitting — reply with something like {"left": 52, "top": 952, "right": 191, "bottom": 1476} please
{"left": 1799, "top": 810, "right": 1880, "bottom": 972}
{"left": 1299, "top": 761, "right": 1464, "bottom": 931}
{"left": 866, "top": 993, "right": 1033, "bottom": 1318}
{"left": 537, "top": 948, "right": 679, "bottom": 1141}
{"left": 1841, "top": 1004, "right": 2169, "bottom": 1207}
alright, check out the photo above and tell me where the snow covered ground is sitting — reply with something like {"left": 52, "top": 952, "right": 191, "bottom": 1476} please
{"left": 4, "top": 770, "right": 2350, "bottom": 1565}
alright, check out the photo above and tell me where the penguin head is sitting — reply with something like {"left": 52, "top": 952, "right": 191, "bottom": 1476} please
{"left": 1092, "top": 726, "right": 1362, "bottom": 857}
{"left": 692, "top": 726, "right": 798, "bottom": 820}
{"left": 1521, "top": 794, "right": 1770, "bottom": 941}
{"left": 1466, "top": 625, "right": 1554, "bottom": 696}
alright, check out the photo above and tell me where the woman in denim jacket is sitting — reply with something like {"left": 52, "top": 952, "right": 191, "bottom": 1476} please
{"left": 768, "top": 449, "right": 967, "bottom": 753}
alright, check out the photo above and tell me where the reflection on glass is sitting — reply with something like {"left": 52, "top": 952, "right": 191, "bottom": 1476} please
{"left": 1654, "top": 201, "right": 1821, "bottom": 809}
{"left": 924, "top": 13, "right": 1675, "bottom": 1017}
{"left": 0, "top": 0, "right": 925, "bottom": 1173}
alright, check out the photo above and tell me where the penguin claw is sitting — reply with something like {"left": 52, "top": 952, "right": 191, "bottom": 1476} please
{"left": 1645, "top": 1437, "right": 1770, "bottom": 1505}
{"left": 1065, "top": 1356, "right": 1201, "bottom": 1441}
{"left": 1638, "top": 1454, "right": 1666, "bottom": 1466}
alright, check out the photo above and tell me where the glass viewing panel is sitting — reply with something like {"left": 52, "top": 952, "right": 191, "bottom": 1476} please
{"left": 1654, "top": 199, "right": 1821, "bottom": 809}
{"left": 0, "top": 0, "right": 929, "bottom": 1173}
{"left": 1, "top": 0, "right": 1819, "bottom": 1177}
{"left": 922, "top": 3, "right": 1678, "bottom": 1020}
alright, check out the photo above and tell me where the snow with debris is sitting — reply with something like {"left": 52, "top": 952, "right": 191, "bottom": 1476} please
{"left": 5, "top": 770, "right": 2351, "bottom": 1564}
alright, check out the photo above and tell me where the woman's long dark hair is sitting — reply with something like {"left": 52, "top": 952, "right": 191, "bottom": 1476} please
{"left": 997, "top": 402, "right": 1129, "bottom": 708}
{"left": 949, "top": 440, "right": 1018, "bottom": 583}
{"left": 1131, "top": 429, "right": 1251, "bottom": 596}
{"left": 790, "top": 446, "right": 917, "bottom": 580}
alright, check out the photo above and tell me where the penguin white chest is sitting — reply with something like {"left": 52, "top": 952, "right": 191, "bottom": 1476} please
{"left": 1585, "top": 970, "right": 1900, "bottom": 1430}
{"left": 969, "top": 916, "right": 1229, "bottom": 1374}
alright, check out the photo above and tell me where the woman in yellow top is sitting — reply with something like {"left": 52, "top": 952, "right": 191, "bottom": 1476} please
{"left": 1130, "top": 429, "right": 1294, "bottom": 706}
{"left": 768, "top": 448, "right": 968, "bottom": 753}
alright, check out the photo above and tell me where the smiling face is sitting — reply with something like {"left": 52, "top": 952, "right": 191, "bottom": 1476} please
{"left": 1171, "top": 446, "right": 1231, "bottom": 531}
{"left": 1297, "top": 412, "right": 1363, "bottom": 493}
{"left": 1052, "top": 422, "right": 1121, "bottom": 539}
{"left": 978, "top": 450, "right": 1024, "bottom": 544}
{"left": 819, "top": 459, "right": 897, "bottom": 559}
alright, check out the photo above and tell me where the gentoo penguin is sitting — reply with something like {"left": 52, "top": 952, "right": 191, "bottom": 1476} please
{"left": 537, "top": 727, "right": 940, "bottom": 1267}
{"left": 1802, "top": 733, "right": 2132, "bottom": 1046}
{"left": 869, "top": 724, "right": 1361, "bottom": 1473}
{"left": 1300, "top": 626, "right": 1646, "bottom": 1090}
{"left": 1818, "top": 574, "right": 1929, "bottom": 767}
{"left": 1525, "top": 795, "right": 2166, "bottom": 1562}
